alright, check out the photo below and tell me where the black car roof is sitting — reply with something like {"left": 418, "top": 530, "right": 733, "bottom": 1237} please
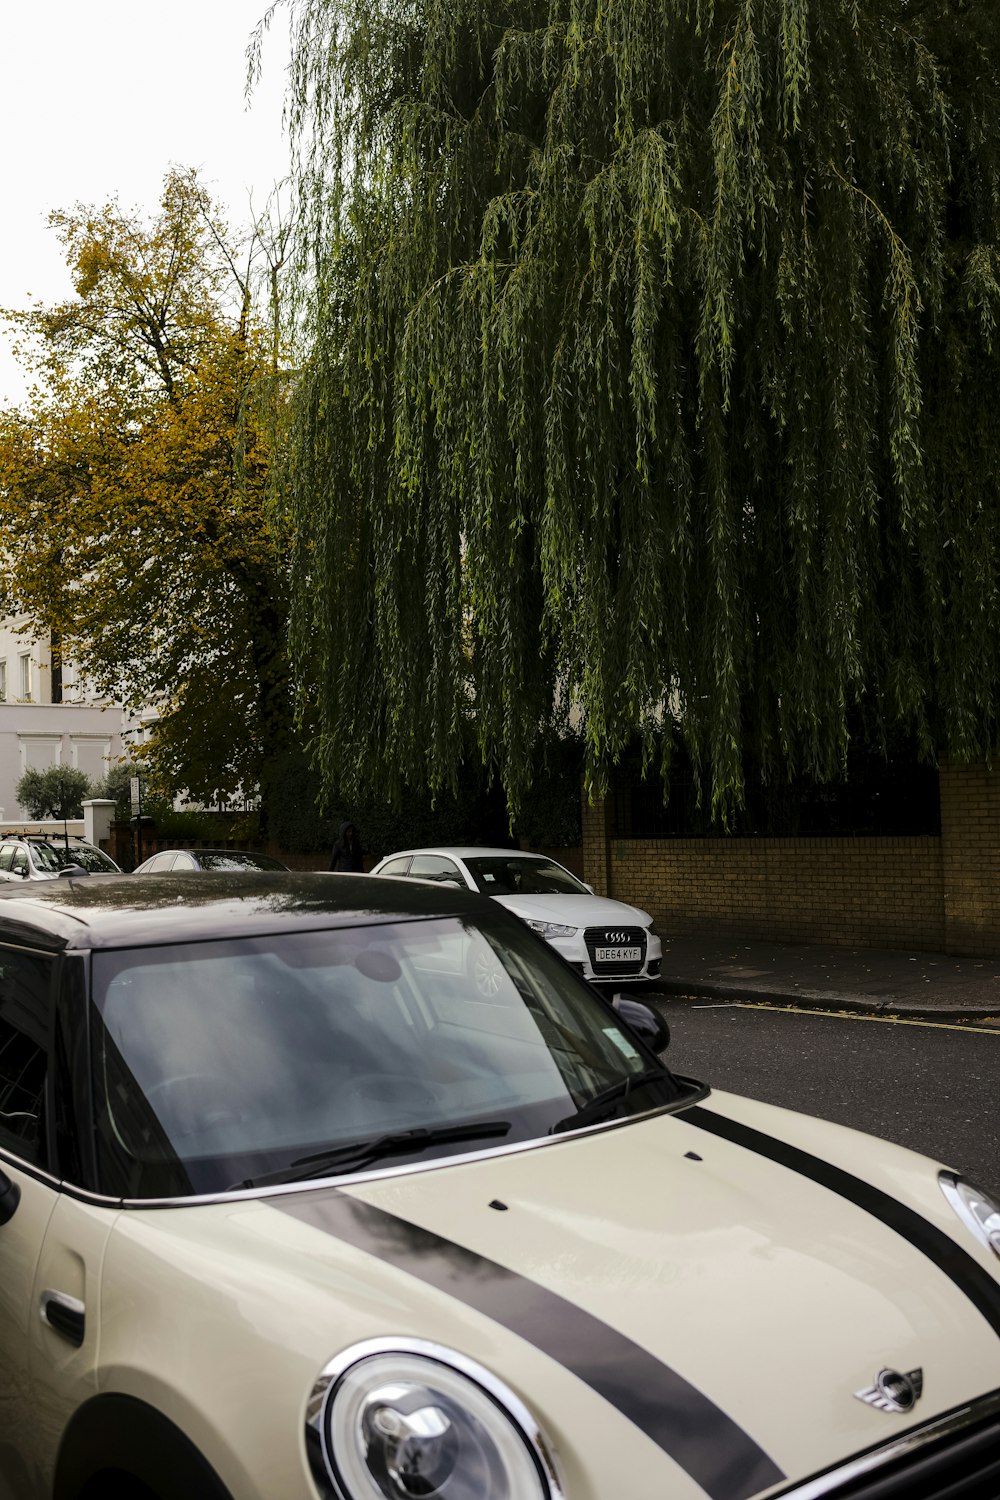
{"left": 0, "top": 872, "right": 494, "bottom": 952}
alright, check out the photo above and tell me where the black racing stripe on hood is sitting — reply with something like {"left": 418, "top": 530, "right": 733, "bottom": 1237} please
{"left": 274, "top": 1188, "right": 785, "bottom": 1500}
{"left": 683, "top": 1105, "right": 1000, "bottom": 1340}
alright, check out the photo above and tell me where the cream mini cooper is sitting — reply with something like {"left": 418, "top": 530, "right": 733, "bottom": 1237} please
{"left": 0, "top": 875, "right": 999, "bottom": 1500}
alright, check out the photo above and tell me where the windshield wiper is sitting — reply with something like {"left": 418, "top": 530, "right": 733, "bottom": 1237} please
{"left": 549, "top": 1068, "right": 668, "bottom": 1135}
{"left": 229, "top": 1119, "right": 512, "bottom": 1191}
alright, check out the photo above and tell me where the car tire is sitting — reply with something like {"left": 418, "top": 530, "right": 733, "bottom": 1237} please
{"left": 55, "top": 1396, "right": 235, "bottom": 1500}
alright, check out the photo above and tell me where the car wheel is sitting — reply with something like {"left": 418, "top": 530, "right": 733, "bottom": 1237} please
{"left": 468, "top": 941, "right": 504, "bottom": 998}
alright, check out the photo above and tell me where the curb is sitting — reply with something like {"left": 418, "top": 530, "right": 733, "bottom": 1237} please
{"left": 647, "top": 977, "right": 1000, "bottom": 1025}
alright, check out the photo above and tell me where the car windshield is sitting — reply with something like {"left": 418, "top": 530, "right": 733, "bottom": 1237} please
{"left": 89, "top": 913, "right": 684, "bottom": 1198}
{"left": 196, "top": 851, "right": 287, "bottom": 870}
{"left": 463, "top": 856, "right": 589, "bottom": 897}
{"left": 30, "top": 842, "right": 118, "bottom": 873}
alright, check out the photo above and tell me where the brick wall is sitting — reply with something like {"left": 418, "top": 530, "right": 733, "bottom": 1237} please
{"left": 580, "top": 762, "right": 1000, "bottom": 955}
{"left": 581, "top": 794, "right": 613, "bottom": 896}
{"left": 601, "top": 833, "right": 944, "bottom": 949}
{"left": 940, "top": 760, "right": 1000, "bottom": 955}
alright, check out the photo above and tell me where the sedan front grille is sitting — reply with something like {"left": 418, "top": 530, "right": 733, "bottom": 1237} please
{"left": 773, "top": 1389, "right": 1000, "bottom": 1500}
{"left": 583, "top": 926, "right": 647, "bottom": 977}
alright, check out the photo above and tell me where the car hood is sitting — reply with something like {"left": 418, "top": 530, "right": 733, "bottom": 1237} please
{"left": 491, "top": 891, "right": 652, "bottom": 927}
{"left": 117, "top": 1093, "right": 1000, "bottom": 1500}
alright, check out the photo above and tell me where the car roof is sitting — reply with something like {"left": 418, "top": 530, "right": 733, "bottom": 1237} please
{"left": 0, "top": 872, "right": 498, "bottom": 952}
{"left": 378, "top": 846, "right": 549, "bottom": 861}
{"left": 152, "top": 847, "right": 275, "bottom": 856}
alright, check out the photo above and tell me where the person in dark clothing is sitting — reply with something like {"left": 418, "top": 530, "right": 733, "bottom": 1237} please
{"left": 329, "top": 821, "right": 364, "bottom": 872}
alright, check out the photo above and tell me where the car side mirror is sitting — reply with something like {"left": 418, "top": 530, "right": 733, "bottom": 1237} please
{"left": 613, "top": 995, "right": 670, "bottom": 1054}
{"left": 0, "top": 1168, "right": 20, "bottom": 1225}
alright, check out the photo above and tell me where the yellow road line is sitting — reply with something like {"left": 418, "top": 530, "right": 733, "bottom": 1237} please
{"left": 714, "top": 1000, "right": 1000, "bottom": 1035}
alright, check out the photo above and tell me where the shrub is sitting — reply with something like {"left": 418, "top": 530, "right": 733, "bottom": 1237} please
{"left": 16, "top": 765, "right": 94, "bottom": 820}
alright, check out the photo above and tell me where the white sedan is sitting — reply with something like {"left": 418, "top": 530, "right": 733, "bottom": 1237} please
{"left": 369, "top": 845, "right": 663, "bottom": 990}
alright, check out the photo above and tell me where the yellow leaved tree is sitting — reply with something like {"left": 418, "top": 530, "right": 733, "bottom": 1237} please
{"left": 0, "top": 167, "right": 294, "bottom": 827}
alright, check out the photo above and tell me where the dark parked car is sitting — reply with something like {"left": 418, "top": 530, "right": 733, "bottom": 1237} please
{"left": 132, "top": 846, "right": 289, "bottom": 873}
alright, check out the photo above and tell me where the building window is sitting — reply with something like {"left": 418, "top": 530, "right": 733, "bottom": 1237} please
{"left": 71, "top": 737, "right": 112, "bottom": 782}
{"left": 0, "top": 659, "right": 6, "bottom": 701}
{"left": 18, "top": 653, "right": 31, "bottom": 702}
{"left": 19, "top": 738, "right": 61, "bottom": 777}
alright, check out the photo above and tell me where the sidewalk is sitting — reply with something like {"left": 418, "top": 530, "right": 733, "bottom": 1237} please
{"left": 652, "top": 933, "right": 1000, "bottom": 1021}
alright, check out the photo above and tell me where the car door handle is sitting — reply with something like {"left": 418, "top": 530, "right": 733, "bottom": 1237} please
{"left": 40, "top": 1290, "right": 85, "bottom": 1347}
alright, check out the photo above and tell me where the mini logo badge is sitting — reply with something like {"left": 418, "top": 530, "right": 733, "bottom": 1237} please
{"left": 854, "top": 1368, "right": 924, "bottom": 1413}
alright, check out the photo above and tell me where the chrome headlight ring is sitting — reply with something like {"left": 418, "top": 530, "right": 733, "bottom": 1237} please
{"left": 306, "top": 1337, "right": 564, "bottom": 1500}
{"left": 939, "top": 1171, "right": 1000, "bottom": 1261}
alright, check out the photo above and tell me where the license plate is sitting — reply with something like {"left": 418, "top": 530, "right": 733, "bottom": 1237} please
{"left": 595, "top": 946, "right": 641, "bottom": 963}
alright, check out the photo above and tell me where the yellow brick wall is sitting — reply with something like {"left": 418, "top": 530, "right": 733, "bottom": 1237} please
{"left": 581, "top": 794, "right": 612, "bottom": 896}
{"left": 601, "top": 834, "right": 945, "bottom": 949}
{"left": 940, "top": 760, "right": 1000, "bottom": 955}
{"left": 580, "top": 763, "right": 1000, "bottom": 954}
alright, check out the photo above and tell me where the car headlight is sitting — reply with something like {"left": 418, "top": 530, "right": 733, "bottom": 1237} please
{"left": 939, "top": 1172, "right": 1000, "bottom": 1260}
{"left": 307, "top": 1339, "right": 561, "bottom": 1500}
{"left": 525, "top": 919, "right": 577, "bottom": 938}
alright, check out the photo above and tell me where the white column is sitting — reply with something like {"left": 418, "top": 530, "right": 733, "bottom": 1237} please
{"left": 82, "top": 799, "right": 117, "bottom": 846}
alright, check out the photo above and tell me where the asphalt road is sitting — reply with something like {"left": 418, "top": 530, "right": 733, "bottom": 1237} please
{"left": 651, "top": 996, "right": 1000, "bottom": 1197}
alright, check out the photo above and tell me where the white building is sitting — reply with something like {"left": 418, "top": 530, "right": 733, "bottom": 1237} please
{"left": 0, "top": 619, "right": 139, "bottom": 825}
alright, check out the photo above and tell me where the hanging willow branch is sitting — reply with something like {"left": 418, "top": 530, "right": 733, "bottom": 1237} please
{"left": 277, "top": 0, "right": 1000, "bottom": 819}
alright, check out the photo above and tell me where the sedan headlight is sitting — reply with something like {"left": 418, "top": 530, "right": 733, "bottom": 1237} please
{"left": 307, "top": 1339, "right": 561, "bottom": 1500}
{"left": 525, "top": 919, "right": 577, "bottom": 938}
{"left": 939, "top": 1172, "right": 1000, "bottom": 1260}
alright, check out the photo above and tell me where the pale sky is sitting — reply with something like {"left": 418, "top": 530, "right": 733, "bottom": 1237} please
{"left": 1, "top": 1, "right": 293, "bottom": 407}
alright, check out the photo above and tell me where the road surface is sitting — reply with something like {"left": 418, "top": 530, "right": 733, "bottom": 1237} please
{"left": 653, "top": 996, "right": 1000, "bottom": 1195}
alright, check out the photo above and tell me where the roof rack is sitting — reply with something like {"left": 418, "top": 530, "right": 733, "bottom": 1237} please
{"left": 0, "top": 830, "right": 86, "bottom": 842}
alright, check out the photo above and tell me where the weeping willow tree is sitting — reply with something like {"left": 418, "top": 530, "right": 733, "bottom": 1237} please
{"left": 275, "top": 0, "right": 1000, "bottom": 820}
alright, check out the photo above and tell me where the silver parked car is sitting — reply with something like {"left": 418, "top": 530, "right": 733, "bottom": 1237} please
{"left": 0, "top": 834, "right": 121, "bottom": 881}
{"left": 132, "top": 847, "right": 289, "bottom": 873}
